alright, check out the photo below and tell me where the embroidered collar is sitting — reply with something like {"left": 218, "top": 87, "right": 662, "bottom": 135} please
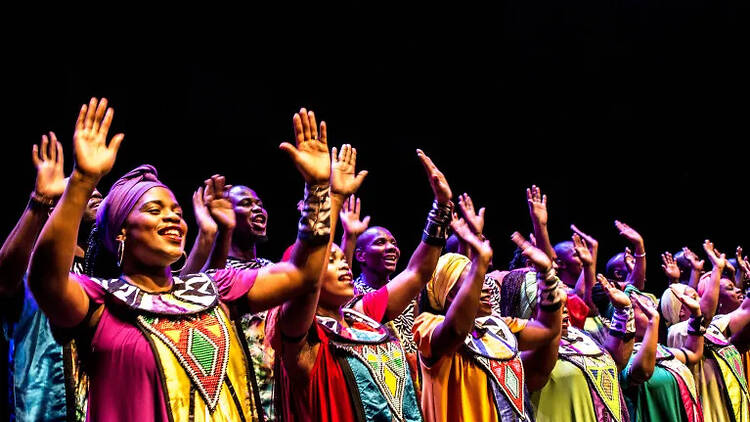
{"left": 559, "top": 326, "right": 604, "bottom": 357}
{"left": 463, "top": 315, "right": 518, "bottom": 361}
{"left": 317, "top": 308, "right": 389, "bottom": 344}
{"left": 88, "top": 273, "right": 218, "bottom": 315}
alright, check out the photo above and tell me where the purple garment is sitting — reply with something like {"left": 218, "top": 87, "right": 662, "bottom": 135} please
{"left": 95, "top": 164, "right": 167, "bottom": 255}
{"left": 72, "top": 267, "right": 258, "bottom": 422}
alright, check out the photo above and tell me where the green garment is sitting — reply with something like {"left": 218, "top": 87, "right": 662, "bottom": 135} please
{"left": 621, "top": 363, "right": 689, "bottom": 422}
{"left": 532, "top": 360, "right": 597, "bottom": 422}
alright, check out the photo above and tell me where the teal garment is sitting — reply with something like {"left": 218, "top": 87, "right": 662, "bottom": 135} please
{"left": 621, "top": 356, "right": 690, "bottom": 422}
{"left": 346, "top": 355, "right": 423, "bottom": 422}
{"left": 3, "top": 279, "right": 67, "bottom": 422}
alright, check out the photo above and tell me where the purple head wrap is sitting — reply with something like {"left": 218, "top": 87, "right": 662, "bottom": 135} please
{"left": 96, "top": 164, "right": 168, "bottom": 254}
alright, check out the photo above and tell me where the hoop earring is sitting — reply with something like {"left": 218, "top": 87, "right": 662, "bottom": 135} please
{"left": 171, "top": 251, "right": 188, "bottom": 275}
{"left": 117, "top": 239, "right": 125, "bottom": 268}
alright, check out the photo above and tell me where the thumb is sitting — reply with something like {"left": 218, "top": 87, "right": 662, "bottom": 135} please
{"left": 279, "top": 142, "right": 298, "bottom": 160}
{"left": 362, "top": 216, "right": 371, "bottom": 227}
{"left": 355, "top": 170, "right": 369, "bottom": 186}
{"left": 109, "top": 133, "right": 125, "bottom": 155}
{"left": 478, "top": 207, "right": 486, "bottom": 219}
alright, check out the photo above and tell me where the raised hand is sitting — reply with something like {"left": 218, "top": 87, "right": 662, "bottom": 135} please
{"left": 614, "top": 220, "right": 644, "bottom": 248}
{"left": 570, "top": 224, "right": 598, "bottom": 254}
{"left": 526, "top": 185, "right": 548, "bottom": 226}
{"left": 572, "top": 233, "right": 593, "bottom": 266}
{"left": 670, "top": 286, "right": 702, "bottom": 316}
{"left": 204, "top": 175, "right": 235, "bottom": 230}
{"left": 631, "top": 292, "right": 659, "bottom": 321}
{"left": 737, "top": 247, "right": 750, "bottom": 279}
{"left": 661, "top": 252, "right": 681, "bottom": 281}
{"left": 703, "top": 240, "right": 726, "bottom": 271}
{"left": 452, "top": 217, "right": 492, "bottom": 265}
{"left": 416, "top": 149, "right": 452, "bottom": 204}
{"left": 458, "top": 192, "right": 485, "bottom": 235}
{"left": 279, "top": 108, "right": 331, "bottom": 185}
{"left": 330, "top": 144, "right": 367, "bottom": 197}
{"left": 340, "top": 195, "right": 370, "bottom": 236}
{"left": 192, "top": 185, "right": 218, "bottom": 235}
{"left": 597, "top": 274, "right": 631, "bottom": 309}
{"left": 73, "top": 97, "right": 124, "bottom": 181}
{"left": 511, "top": 232, "right": 552, "bottom": 273}
{"left": 32, "top": 132, "right": 66, "bottom": 198}
{"left": 682, "top": 247, "right": 705, "bottom": 272}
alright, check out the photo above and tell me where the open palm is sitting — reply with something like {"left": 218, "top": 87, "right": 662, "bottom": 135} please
{"left": 331, "top": 144, "right": 367, "bottom": 197}
{"left": 33, "top": 132, "right": 66, "bottom": 198}
{"left": 73, "top": 98, "right": 124, "bottom": 180}
{"left": 280, "top": 108, "right": 330, "bottom": 185}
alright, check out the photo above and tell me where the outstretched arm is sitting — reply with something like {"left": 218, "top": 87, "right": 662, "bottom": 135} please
{"left": 0, "top": 133, "right": 67, "bottom": 300}
{"left": 598, "top": 275, "right": 635, "bottom": 369}
{"left": 682, "top": 247, "right": 705, "bottom": 290}
{"left": 572, "top": 232, "right": 597, "bottom": 313}
{"left": 425, "top": 218, "right": 492, "bottom": 361}
{"left": 28, "top": 98, "right": 124, "bottom": 328}
{"left": 527, "top": 185, "right": 555, "bottom": 261}
{"left": 661, "top": 252, "right": 681, "bottom": 284}
{"left": 668, "top": 288, "right": 704, "bottom": 364}
{"left": 626, "top": 294, "right": 660, "bottom": 384}
{"left": 364, "top": 149, "right": 452, "bottom": 322}
{"left": 339, "top": 195, "right": 370, "bottom": 268}
{"left": 181, "top": 183, "right": 218, "bottom": 276}
{"left": 615, "top": 220, "right": 646, "bottom": 290}
{"left": 700, "top": 240, "right": 726, "bottom": 323}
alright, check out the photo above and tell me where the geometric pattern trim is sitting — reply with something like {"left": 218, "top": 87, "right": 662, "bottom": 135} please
{"left": 659, "top": 356, "right": 701, "bottom": 419}
{"left": 559, "top": 326, "right": 606, "bottom": 357}
{"left": 473, "top": 354, "right": 526, "bottom": 419}
{"left": 713, "top": 344, "right": 750, "bottom": 396}
{"left": 463, "top": 315, "right": 518, "bottom": 361}
{"left": 89, "top": 273, "right": 218, "bottom": 315}
{"left": 353, "top": 276, "right": 418, "bottom": 354}
{"left": 137, "top": 307, "right": 230, "bottom": 412}
{"left": 335, "top": 342, "right": 409, "bottom": 421}
{"left": 317, "top": 308, "right": 389, "bottom": 344}
{"left": 564, "top": 353, "right": 622, "bottom": 422}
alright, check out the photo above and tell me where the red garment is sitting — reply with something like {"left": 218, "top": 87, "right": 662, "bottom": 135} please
{"left": 566, "top": 293, "right": 589, "bottom": 329}
{"left": 272, "top": 287, "right": 389, "bottom": 421}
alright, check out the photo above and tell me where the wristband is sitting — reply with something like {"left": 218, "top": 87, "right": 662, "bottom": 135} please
{"left": 610, "top": 305, "right": 635, "bottom": 339}
{"left": 297, "top": 184, "right": 331, "bottom": 245}
{"left": 633, "top": 251, "right": 646, "bottom": 258}
{"left": 687, "top": 314, "right": 706, "bottom": 336}
{"left": 29, "top": 191, "right": 57, "bottom": 209}
{"left": 422, "top": 200, "right": 453, "bottom": 246}
{"left": 537, "top": 271, "right": 564, "bottom": 311}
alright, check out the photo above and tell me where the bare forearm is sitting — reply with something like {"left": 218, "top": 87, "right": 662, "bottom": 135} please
{"left": 533, "top": 221, "right": 555, "bottom": 260}
{"left": 688, "top": 268, "right": 701, "bottom": 290}
{"left": 700, "top": 267, "right": 722, "bottom": 322}
{"left": 443, "top": 260, "right": 486, "bottom": 338}
{"left": 205, "top": 228, "right": 232, "bottom": 271}
{"left": 518, "top": 306, "right": 562, "bottom": 350}
{"left": 605, "top": 334, "right": 634, "bottom": 370}
{"left": 181, "top": 229, "right": 217, "bottom": 276}
{"left": 0, "top": 202, "right": 48, "bottom": 297}
{"left": 341, "top": 232, "right": 357, "bottom": 268}
{"left": 522, "top": 335, "right": 560, "bottom": 392}
{"left": 683, "top": 333, "right": 704, "bottom": 364}
{"left": 629, "top": 321, "right": 658, "bottom": 383}
{"left": 628, "top": 243, "right": 646, "bottom": 290}
{"left": 384, "top": 241, "right": 442, "bottom": 320}
{"left": 28, "top": 170, "right": 94, "bottom": 326}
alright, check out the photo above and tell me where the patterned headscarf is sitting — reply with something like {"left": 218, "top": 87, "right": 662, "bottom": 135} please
{"left": 426, "top": 253, "right": 471, "bottom": 311}
{"left": 95, "top": 165, "right": 167, "bottom": 254}
{"left": 660, "top": 283, "right": 689, "bottom": 327}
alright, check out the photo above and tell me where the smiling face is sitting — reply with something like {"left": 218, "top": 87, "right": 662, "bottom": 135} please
{"left": 319, "top": 244, "right": 355, "bottom": 309}
{"left": 355, "top": 227, "right": 401, "bottom": 276}
{"left": 119, "top": 187, "right": 187, "bottom": 269}
{"left": 229, "top": 186, "right": 268, "bottom": 240}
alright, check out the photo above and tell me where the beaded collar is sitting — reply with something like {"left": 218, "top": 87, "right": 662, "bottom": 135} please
{"left": 463, "top": 315, "right": 518, "bottom": 360}
{"left": 316, "top": 308, "right": 390, "bottom": 344}
{"left": 559, "top": 326, "right": 604, "bottom": 357}
{"left": 88, "top": 273, "right": 218, "bottom": 315}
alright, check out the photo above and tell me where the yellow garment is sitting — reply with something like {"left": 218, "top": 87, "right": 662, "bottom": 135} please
{"left": 414, "top": 312, "right": 527, "bottom": 422}
{"left": 146, "top": 307, "right": 259, "bottom": 422}
{"left": 531, "top": 360, "right": 597, "bottom": 422}
{"left": 426, "top": 253, "right": 471, "bottom": 311}
{"left": 669, "top": 319, "right": 750, "bottom": 422}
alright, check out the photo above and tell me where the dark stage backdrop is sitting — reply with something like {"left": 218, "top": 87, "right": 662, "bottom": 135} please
{"left": 2, "top": 3, "right": 748, "bottom": 305}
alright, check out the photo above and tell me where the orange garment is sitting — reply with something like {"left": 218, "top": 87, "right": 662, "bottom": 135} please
{"left": 413, "top": 312, "right": 528, "bottom": 422}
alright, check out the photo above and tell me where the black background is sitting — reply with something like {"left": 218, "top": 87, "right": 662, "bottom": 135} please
{"left": 2, "top": 4, "right": 748, "bottom": 302}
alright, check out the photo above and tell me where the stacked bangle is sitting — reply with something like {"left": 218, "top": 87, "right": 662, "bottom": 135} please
{"left": 297, "top": 184, "right": 331, "bottom": 245}
{"left": 422, "top": 200, "right": 453, "bottom": 246}
{"left": 609, "top": 305, "right": 635, "bottom": 340}
{"left": 687, "top": 314, "right": 706, "bottom": 336}
{"left": 29, "top": 191, "right": 57, "bottom": 209}
{"left": 537, "top": 270, "right": 563, "bottom": 312}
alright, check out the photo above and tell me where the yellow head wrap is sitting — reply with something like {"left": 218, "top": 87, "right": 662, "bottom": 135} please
{"left": 426, "top": 253, "right": 472, "bottom": 311}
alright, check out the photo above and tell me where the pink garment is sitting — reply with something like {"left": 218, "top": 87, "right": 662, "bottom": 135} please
{"left": 72, "top": 268, "right": 257, "bottom": 422}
